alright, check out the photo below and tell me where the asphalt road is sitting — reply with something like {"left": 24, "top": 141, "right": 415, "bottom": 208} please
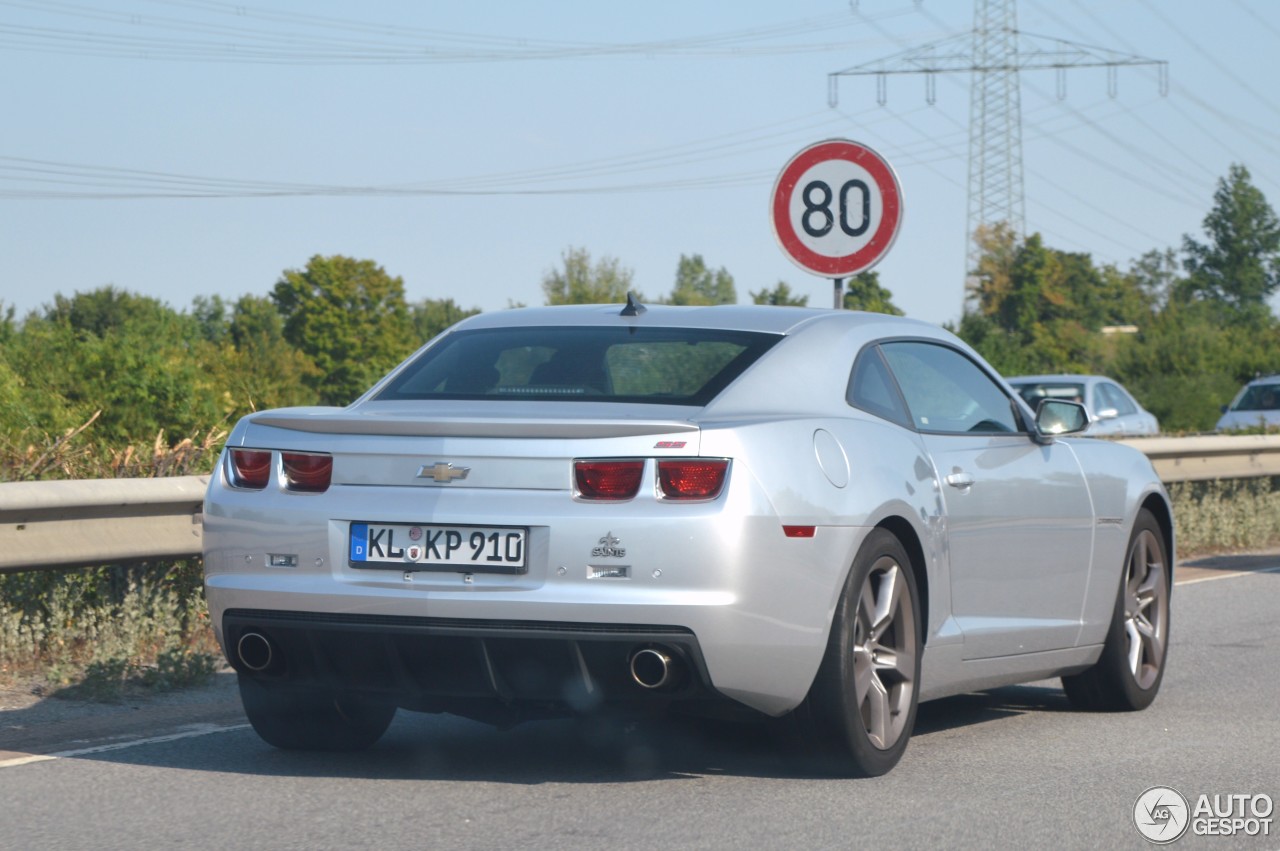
{"left": 1, "top": 556, "right": 1277, "bottom": 851}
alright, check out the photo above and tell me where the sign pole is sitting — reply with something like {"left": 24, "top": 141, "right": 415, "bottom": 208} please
{"left": 833, "top": 278, "right": 844, "bottom": 310}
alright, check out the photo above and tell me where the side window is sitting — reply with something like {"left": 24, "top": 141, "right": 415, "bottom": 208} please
{"left": 880, "top": 341, "right": 1022, "bottom": 434}
{"left": 847, "top": 345, "right": 911, "bottom": 428}
{"left": 1098, "top": 383, "right": 1136, "bottom": 416}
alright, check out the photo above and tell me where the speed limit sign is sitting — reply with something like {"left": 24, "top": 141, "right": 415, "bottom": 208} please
{"left": 770, "top": 139, "right": 902, "bottom": 278}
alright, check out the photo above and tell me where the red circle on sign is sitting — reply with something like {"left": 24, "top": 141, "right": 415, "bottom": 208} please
{"left": 770, "top": 139, "right": 902, "bottom": 277}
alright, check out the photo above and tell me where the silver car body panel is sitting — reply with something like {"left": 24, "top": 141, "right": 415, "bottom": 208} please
{"left": 204, "top": 305, "right": 1173, "bottom": 718}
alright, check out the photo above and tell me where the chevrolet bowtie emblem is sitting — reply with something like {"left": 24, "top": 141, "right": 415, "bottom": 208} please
{"left": 417, "top": 462, "right": 470, "bottom": 483}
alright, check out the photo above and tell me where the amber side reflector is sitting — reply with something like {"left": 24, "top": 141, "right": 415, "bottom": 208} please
{"left": 229, "top": 448, "right": 272, "bottom": 490}
{"left": 782, "top": 526, "right": 816, "bottom": 538}
{"left": 575, "top": 459, "right": 645, "bottom": 500}
{"left": 657, "top": 459, "right": 729, "bottom": 500}
{"left": 282, "top": 452, "right": 333, "bottom": 493}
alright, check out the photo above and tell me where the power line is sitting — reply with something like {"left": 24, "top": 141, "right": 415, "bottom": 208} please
{"left": 828, "top": 0, "right": 1166, "bottom": 298}
{"left": 0, "top": 0, "right": 921, "bottom": 64}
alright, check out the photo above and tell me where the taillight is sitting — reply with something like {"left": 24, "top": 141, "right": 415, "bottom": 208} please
{"left": 657, "top": 459, "right": 729, "bottom": 500}
{"left": 228, "top": 448, "right": 272, "bottom": 490}
{"left": 575, "top": 459, "right": 644, "bottom": 500}
{"left": 282, "top": 452, "right": 333, "bottom": 493}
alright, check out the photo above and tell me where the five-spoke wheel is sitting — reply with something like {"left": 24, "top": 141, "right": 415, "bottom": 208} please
{"left": 1063, "top": 508, "right": 1170, "bottom": 711}
{"left": 806, "top": 528, "right": 922, "bottom": 776}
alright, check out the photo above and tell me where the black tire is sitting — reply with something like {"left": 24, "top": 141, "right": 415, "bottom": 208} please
{"left": 802, "top": 528, "right": 922, "bottom": 777}
{"left": 1062, "top": 509, "right": 1170, "bottom": 711}
{"left": 238, "top": 674, "right": 397, "bottom": 751}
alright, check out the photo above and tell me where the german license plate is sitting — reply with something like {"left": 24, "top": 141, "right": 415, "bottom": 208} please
{"left": 349, "top": 522, "right": 528, "bottom": 573}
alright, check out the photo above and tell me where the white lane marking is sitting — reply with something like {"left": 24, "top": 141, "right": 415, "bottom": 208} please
{"left": 0, "top": 753, "right": 56, "bottom": 768}
{"left": 1177, "top": 565, "right": 1280, "bottom": 586}
{"left": 0, "top": 722, "right": 250, "bottom": 770}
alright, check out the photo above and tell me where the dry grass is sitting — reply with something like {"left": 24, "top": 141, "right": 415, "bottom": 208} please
{"left": 1169, "top": 477, "right": 1280, "bottom": 557}
{"left": 0, "top": 422, "right": 225, "bottom": 698}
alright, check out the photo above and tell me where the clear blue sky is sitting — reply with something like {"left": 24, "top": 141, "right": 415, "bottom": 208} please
{"left": 2, "top": 0, "right": 1278, "bottom": 327}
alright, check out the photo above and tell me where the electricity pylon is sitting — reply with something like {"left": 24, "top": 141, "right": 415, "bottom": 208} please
{"left": 827, "top": 0, "right": 1166, "bottom": 288}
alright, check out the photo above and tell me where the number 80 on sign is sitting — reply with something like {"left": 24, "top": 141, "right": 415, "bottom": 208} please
{"left": 770, "top": 139, "right": 903, "bottom": 278}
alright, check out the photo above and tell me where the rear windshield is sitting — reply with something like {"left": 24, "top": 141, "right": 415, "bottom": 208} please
{"left": 375, "top": 325, "right": 780, "bottom": 406}
{"left": 1011, "top": 381, "right": 1085, "bottom": 408}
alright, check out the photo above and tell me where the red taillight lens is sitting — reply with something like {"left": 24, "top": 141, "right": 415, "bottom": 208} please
{"left": 657, "top": 459, "right": 729, "bottom": 500}
{"left": 229, "top": 448, "right": 272, "bottom": 489}
{"left": 282, "top": 452, "right": 332, "bottom": 493}
{"left": 575, "top": 459, "right": 644, "bottom": 500}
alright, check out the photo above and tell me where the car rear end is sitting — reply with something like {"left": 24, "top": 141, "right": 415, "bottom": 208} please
{"left": 203, "top": 308, "right": 857, "bottom": 721}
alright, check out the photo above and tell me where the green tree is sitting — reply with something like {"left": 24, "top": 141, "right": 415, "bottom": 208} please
{"left": 961, "top": 227, "right": 1152, "bottom": 374}
{"left": 411, "top": 297, "right": 481, "bottom": 342}
{"left": 8, "top": 287, "right": 222, "bottom": 445}
{"left": 541, "top": 247, "right": 638, "bottom": 305}
{"left": 749, "top": 281, "right": 808, "bottom": 306}
{"left": 191, "top": 294, "right": 231, "bottom": 345}
{"left": 666, "top": 254, "right": 736, "bottom": 305}
{"left": 965, "top": 222, "right": 1020, "bottom": 318}
{"left": 1129, "top": 248, "right": 1182, "bottom": 310}
{"left": 213, "top": 294, "right": 321, "bottom": 415}
{"left": 1180, "top": 164, "right": 1280, "bottom": 320}
{"left": 1109, "top": 300, "right": 1280, "bottom": 432}
{"left": 842, "top": 270, "right": 903, "bottom": 315}
{"left": 272, "top": 255, "right": 417, "bottom": 406}
{"left": 0, "top": 302, "right": 15, "bottom": 346}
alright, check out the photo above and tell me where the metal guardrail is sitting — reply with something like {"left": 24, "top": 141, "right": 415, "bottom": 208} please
{"left": 1116, "top": 434, "right": 1280, "bottom": 483}
{"left": 0, "top": 475, "right": 207, "bottom": 574}
{"left": 0, "top": 435, "right": 1278, "bottom": 574}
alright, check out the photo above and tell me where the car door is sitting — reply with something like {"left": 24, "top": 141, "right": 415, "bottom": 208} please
{"left": 878, "top": 341, "right": 1094, "bottom": 659}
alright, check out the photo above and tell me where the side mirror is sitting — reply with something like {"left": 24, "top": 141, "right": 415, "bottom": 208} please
{"left": 1036, "top": 399, "right": 1089, "bottom": 437}
{"left": 1094, "top": 407, "right": 1118, "bottom": 420}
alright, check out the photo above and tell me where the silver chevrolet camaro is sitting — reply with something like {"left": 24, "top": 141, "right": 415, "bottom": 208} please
{"left": 202, "top": 300, "right": 1173, "bottom": 776}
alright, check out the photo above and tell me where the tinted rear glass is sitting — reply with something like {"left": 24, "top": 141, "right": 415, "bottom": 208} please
{"left": 376, "top": 326, "right": 780, "bottom": 406}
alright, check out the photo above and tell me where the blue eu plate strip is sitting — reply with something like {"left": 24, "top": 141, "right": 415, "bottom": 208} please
{"left": 349, "top": 522, "right": 368, "bottom": 562}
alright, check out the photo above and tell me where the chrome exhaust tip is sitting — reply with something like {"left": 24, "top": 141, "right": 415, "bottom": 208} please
{"left": 629, "top": 646, "right": 679, "bottom": 690}
{"left": 236, "top": 631, "right": 276, "bottom": 673}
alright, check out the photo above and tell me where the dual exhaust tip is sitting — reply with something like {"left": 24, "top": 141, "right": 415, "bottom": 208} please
{"left": 238, "top": 630, "right": 684, "bottom": 692}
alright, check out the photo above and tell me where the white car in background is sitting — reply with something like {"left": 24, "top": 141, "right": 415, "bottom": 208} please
{"left": 1006, "top": 374, "right": 1160, "bottom": 437}
{"left": 1215, "top": 374, "right": 1280, "bottom": 432}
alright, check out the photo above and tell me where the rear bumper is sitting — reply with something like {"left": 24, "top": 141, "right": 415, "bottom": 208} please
{"left": 223, "top": 608, "right": 724, "bottom": 723}
{"left": 204, "top": 449, "right": 873, "bottom": 717}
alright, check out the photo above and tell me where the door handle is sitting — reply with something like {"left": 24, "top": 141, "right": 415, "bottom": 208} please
{"left": 945, "top": 472, "right": 975, "bottom": 489}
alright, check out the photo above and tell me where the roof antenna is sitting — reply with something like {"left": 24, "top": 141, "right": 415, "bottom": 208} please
{"left": 620, "top": 292, "right": 646, "bottom": 316}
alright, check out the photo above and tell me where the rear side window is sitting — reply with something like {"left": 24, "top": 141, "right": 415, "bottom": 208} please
{"left": 847, "top": 346, "right": 911, "bottom": 428}
{"left": 376, "top": 326, "right": 780, "bottom": 406}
